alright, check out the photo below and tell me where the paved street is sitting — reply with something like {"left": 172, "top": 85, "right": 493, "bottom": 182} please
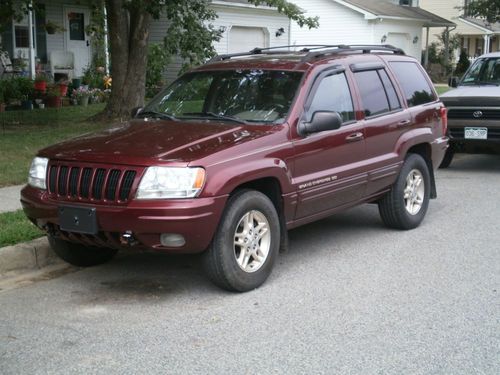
{"left": 1, "top": 154, "right": 499, "bottom": 374}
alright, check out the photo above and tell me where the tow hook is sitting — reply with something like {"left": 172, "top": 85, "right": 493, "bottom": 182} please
{"left": 120, "top": 231, "right": 138, "bottom": 246}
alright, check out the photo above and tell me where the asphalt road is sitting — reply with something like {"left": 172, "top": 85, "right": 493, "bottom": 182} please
{"left": 1, "top": 154, "right": 499, "bottom": 374}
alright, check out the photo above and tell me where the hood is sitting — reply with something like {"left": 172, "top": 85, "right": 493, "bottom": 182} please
{"left": 39, "top": 119, "right": 276, "bottom": 166}
{"left": 441, "top": 85, "right": 500, "bottom": 106}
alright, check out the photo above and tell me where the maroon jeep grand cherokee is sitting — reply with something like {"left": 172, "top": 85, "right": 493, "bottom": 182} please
{"left": 21, "top": 45, "right": 448, "bottom": 291}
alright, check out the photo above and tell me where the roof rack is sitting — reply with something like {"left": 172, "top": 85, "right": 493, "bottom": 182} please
{"left": 208, "top": 44, "right": 405, "bottom": 63}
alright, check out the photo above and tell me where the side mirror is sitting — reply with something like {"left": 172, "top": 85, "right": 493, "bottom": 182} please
{"left": 131, "top": 106, "right": 143, "bottom": 118}
{"left": 448, "top": 77, "right": 458, "bottom": 88}
{"left": 299, "top": 111, "right": 343, "bottom": 135}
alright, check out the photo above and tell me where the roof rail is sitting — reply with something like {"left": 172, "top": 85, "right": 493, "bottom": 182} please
{"left": 208, "top": 44, "right": 405, "bottom": 63}
{"left": 301, "top": 44, "right": 405, "bottom": 62}
{"left": 209, "top": 45, "right": 346, "bottom": 62}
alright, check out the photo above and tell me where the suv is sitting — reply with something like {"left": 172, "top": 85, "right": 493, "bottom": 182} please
{"left": 21, "top": 45, "right": 448, "bottom": 292}
{"left": 440, "top": 51, "right": 500, "bottom": 168}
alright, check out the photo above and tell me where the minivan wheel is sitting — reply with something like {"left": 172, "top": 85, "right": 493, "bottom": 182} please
{"left": 203, "top": 190, "right": 280, "bottom": 292}
{"left": 48, "top": 235, "right": 118, "bottom": 267}
{"left": 439, "top": 147, "right": 454, "bottom": 169}
{"left": 378, "top": 153, "right": 430, "bottom": 230}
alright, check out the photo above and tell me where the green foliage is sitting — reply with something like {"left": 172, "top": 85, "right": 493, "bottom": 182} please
{"left": 455, "top": 49, "right": 471, "bottom": 76}
{"left": 247, "top": 0, "right": 319, "bottom": 29}
{"left": 82, "top": 65, "right": 105, "bottom": 89}
{"left": 0, "top": 210, "right": 43, "bottom": 247}
{"left": 463, "top": 0, "right": 500, "bottom": 24}
{"left": 146, "top": 44, "right": 170, "bottom": 97}
{"left": 1, "top": 76, "right": 34, "bottom": 101}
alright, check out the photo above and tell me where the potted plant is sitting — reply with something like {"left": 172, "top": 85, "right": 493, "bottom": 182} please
{"left": 44, "top": 21, "right": 65, "bottom": 35}
{"left": 17, "top": 77, "right": 34, "bottom": 110}
{"left": 34, "top": 73, "right": 49, "bottom": 93}
{"left": 45, "top": 84, "right": 62, "bottom": 108}
{"left": 71, "top": 85, "right": 90, "bottom": 106}
{"left": 57, "top": 78, "right": 70, "bottom": 97}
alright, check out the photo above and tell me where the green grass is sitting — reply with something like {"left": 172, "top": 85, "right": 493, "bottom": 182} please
{"left": 0, "top": 104, "right": 110, "bottom": 187}
{"left": 0, "top": 210, "right": 44, "bottom": 248}
{"left": 435, "top": 86, "right": 450, "bottom": 95}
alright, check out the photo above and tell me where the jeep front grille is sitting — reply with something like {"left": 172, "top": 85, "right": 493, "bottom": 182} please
{"left": 47, "top": 162, "right": 141, "bottom": 203}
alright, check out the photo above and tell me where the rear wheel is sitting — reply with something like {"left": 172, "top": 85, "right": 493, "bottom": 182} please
{"left": 378, "top": 153, "right": 430, "bottom": 230}
{"left": 203, "top": 190, "right": 280, "bottom": 292}
{"left": 48, "top": 235, "right": 117, "bottom": 267}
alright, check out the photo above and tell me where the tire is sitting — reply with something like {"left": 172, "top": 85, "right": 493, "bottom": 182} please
{"left": 48, "top": 235, "right": 117, "bottom": 267}
{"left": 202, "top": 190, "right": 280, "bottom": 292}
{"left": 439, "top": 147, "right": 454, "bottom": 169}
{"left": 378, "top": 153, "right": 431, "bottom": 230}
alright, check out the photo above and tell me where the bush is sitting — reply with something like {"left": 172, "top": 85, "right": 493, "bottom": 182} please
{"left": 455, "top": 49, "right": 471, "bottom": 76}
{"left": 146, "top": 43, "right": 170, "bottom": 97}
{"left": 2, "top": 76, "right": 34, "bottom": 102}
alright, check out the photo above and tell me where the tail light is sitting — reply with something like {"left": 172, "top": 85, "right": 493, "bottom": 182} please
{"left": 440, "top": 107, "right": 448, "bottom": 135}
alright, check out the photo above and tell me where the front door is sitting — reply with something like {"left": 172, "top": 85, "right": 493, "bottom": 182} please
{"left": 63, "top": 6, "right": 91, "bottom": 77}
{"left": 292, "top": 70, "right": 367, "bottom": 219}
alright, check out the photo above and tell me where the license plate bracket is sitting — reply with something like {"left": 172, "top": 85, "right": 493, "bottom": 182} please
{"left": 58, "top": 206, "right": 97, "bottom": 234}
{"left": 464, "top": 127, "right": 488, "bottom": 140}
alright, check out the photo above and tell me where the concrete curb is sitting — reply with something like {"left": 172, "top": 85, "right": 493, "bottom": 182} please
{"left": 0, "top": 237, "right": 60, "bottom": 275}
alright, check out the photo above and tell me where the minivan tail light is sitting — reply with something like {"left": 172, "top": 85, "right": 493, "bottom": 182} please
{"left": 440, "top": 107, "right": 448, "bottom": 135}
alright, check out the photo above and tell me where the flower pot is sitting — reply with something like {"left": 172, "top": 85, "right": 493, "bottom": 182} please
{"left": 59, "top": 84, "right": 69, "bottom": 97}
{"left": 46, "top": 96, "right": 62, "bottom": 108}
{"left": 78, "top": 96, "right": 89, "bottom": 106}
{"left": 72, "top": 78, "right": 81, "bottom": 91}
{"left": 21, "top": 100, "right": 33, "bottom": 110}
{"left": 34, "top": 81, "right": 47, "bottom": 93}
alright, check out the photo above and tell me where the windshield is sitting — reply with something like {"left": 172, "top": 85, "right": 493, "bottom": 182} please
{"left": 143, "top": 69, "right": 303, "bottom": 124}
{"left": 461, "top": 57, "right": 500, "bottom": 86}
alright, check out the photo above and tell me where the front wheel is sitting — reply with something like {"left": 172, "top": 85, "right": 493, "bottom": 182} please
{"left": 48, "top": 235, "right": 117, "bottom": 267}
{"left": 378, "top": 154, "right": 431, "bottom": 230}
{"left": 203, "top": 190, "right": 280, "bottom": 292}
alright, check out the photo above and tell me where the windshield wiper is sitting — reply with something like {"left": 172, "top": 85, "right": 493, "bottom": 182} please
{"left": 184, "top": 111, "right": 247, "bottom": 124}
{"left": 137, "top": 110, "right": 177, "bottom": 121}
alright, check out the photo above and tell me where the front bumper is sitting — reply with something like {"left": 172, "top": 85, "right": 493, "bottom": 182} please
{"left": 21, "top": 185, "right": 228, "bottom": 253}
{"left": 448, "top": 119, "right": 500, "bottom": 153}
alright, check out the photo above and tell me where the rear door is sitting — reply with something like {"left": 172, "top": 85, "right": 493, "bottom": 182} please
{"left": 292, "top": 68, "right": 367, "bottom": 219}
{"left": 350, "top": 63, "right": 412, "bottom": 197}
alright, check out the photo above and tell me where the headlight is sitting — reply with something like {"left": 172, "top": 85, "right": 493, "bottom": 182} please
{"left": 28, "top": 157, "right": 49, "bottom": 190}
{"left": 136, "top": 167, "right": 206, "bottom": 199}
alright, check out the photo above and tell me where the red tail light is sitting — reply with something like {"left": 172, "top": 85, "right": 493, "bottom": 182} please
{"left": 440, "top": 107, "right": 448, "bottom": 135}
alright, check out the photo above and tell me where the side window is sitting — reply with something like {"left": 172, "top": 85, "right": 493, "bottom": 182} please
{"left": 309, "top": 73, "right": 355, "bottom": 123}
{"left": 378, "top": 69, "right": 401, "bottom": 111}
{"left": 353, "top": 70, "right": 390, "bottom": 117}
{"left": 390, "top": 62, "right": 436, "bottom": 107}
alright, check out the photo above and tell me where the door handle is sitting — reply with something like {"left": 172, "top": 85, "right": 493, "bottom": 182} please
{"left": 345, "top": 132, "right": 364, "bottom": 142}
{"left": 397, "top": 119, "right": 412, "bottom": 127}
{"left": 86, "top": 40, "right": 90, "bottom": 47}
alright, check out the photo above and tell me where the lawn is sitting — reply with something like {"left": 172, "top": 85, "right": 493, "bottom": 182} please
{"left": 0, "top": 209, "right": 44, "bottom": 247}
{"left": 0, "top": 104, "right": 111, "bottom": 187}
{"left": 435, "top": 85, "right": 450, "bottom": 95}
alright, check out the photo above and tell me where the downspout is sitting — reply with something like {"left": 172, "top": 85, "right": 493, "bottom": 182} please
{"left": 443, "top": 26, "right": 457, "bottom": 70}
{"left": 424, "top": 26, "right": 429, "bottom": 67}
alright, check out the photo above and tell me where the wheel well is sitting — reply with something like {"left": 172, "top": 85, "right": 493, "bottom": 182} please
{"left": 407, "top": 143, "right": 437, "bottom": 199}
{"left": 230, "top": 177, "right": 283, "bottom": 213}
{"left": 230, "top": 177, "right": 288, "bottom": 252}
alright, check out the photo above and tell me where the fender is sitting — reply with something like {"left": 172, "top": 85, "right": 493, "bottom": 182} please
{"left": 395, "top": 127, "right": 434, "bottom": 158}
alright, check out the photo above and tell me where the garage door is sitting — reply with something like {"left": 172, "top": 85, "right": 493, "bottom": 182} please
{"left": 386, "top": 33, "right": 410, "bottom": 54}
{"left": 229, "top": 26, "right": 267, "bottom": 53}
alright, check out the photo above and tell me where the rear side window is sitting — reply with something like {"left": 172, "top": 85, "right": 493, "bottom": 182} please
{"left": 354, "top": 70, "right": 390, "bottom": 117}
{"left": 390, "top": 62, "right": 436, "bottom": 107}
{"left": 309, "top": 73, "right": 355, "bottom": 123}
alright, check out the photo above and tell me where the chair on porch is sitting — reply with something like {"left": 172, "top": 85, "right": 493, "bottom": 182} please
{"left": 0, "top": 51, "right": 24, "bottom": 77}
{"left": 49, "top": 51, "right": 74, "bottom": 81}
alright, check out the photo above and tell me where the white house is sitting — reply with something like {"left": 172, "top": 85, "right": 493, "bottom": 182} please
{"left": 288, "top": 0, "right": 454, "bottom": 60}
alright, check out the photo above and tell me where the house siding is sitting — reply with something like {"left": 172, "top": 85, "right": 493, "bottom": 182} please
{"left": 289, "top": 0, "right": 423, "bottom": 59}
{"left": 290, "top": 0, "right": 374, "bottom": 46}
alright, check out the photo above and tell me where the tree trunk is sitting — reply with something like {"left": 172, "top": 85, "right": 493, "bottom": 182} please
{"left": 100, "top": 0, "right": 151, "bottom": 120}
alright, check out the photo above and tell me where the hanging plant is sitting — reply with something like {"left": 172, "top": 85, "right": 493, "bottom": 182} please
{"left": 44, "top": 21, "right": 66, "bottom": 35}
